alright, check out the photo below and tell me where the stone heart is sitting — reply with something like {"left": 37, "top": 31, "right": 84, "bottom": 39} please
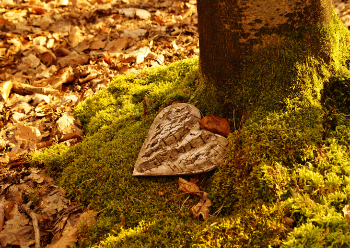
{"left": 133, "top": 103, "right": 228, "bottom": 176}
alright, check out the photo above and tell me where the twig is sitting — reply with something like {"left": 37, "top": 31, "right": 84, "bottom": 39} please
{"left": 53, "top": 205, "right": 81, "bottom": 226}
{"left": 212, "top": 203, "right": 225, "bottom": 218}
{"left": 233, "top": 109, "right": 236, "bottom": 130}
{"left": 21, "top": 202, "right": 40, "bottom": 248}
{"left": 0, "top": 203, "right": 4, "bottom": 231}
{"left": 179, "top": 195, "right": 191, "bottom": 211}
{"left": 276, "top": 127, "right": 297, "bottom": 131}
{"left": 63, "top": 38, "right": 81, "bottom": 55}
{"left": 0, "top": 4, "right": 53, "bottom": 10}
{"left": 129, "top": 196, "right": 143, "bottom": 202}
{"left": 161, "top": 191, "right": 204, "bottom": 206}
{"left": 97, "top": 204, "right": 115, "bottom": 215}
{"left": 78, "top": 178, "right": 94, "bottom": 187}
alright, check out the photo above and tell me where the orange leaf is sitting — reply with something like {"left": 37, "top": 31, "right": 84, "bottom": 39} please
{"left": 155, "top": 16, "right": 165, "bottom": 24}
{"left": 0, "top": 20, "right": 10, "bottom": 25}
{"left": 34, "top": 8, "right": 46, "bottom": 14}
{"left": 123, "top": 57, "right": 136, "bottom": 63}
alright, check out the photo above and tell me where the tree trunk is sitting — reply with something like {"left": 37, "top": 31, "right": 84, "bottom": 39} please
{"left": 197, "top": 0, "right": 333, "bottom": 86}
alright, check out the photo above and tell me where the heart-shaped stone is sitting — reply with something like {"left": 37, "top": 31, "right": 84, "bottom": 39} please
{"left": 133, "top": 103, "right": 228, "bottom": 176}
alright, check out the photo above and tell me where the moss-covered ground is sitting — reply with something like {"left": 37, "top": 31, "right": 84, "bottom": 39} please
{"left": 30, "top": 9, "right": 350, "bottom": 247}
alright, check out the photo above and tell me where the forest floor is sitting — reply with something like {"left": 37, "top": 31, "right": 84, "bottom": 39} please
{"left": 0, "top": 0, "right": 349, "bottom": 247}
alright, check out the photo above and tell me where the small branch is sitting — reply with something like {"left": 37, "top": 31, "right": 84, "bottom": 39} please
{"left": 0, "top": 3, "right": 53, "bottom": 10}
{"left": 233, "top": 109, "right": 236, "bottom": 130}
{"left": 179, "top": 195, "right": 191, "bottom": 211}
{"left": 21, "top": 202, "right": 40, "bottom": 248}
{"left": 12, "top": 82, "right": 59, "bottom": 96}
{"left": 63, "top": 38, "right": 81, "bottom": 55}
{"left": 161, "top": 191, "right": 204, "bottom": 206}
{"left": 129, "top": 196, "right": 143, "bottom": 203}
{"left": 97, "top": 204, "right": 115, "bottom": 215}
{"left": 0, "top": 203, "right": 4, "bottom": 232}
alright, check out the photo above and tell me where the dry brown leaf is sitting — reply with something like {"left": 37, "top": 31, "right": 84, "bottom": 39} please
{"left": 56, "top": 113, "right": 83, "bottom": 136}
{"left": 283, "top": 216, "right": 295, "bottom": 227}
{"left": 343, "top": 203, "right": 350, "bottom": 224}
{"left": 0, "top": 203, "right": 34, "bottom": 248}
{"left": 40, "top": 188, "right": 68, "bottom": 216}
{"left": 12, "top": 102, "right": 32, "bottom": 114}
{"left": 33, "top": 36, "right": 47, "bottom": 46}
{"left": 120, "top": 8, "right": 135, "bottom": 18}
{"left": 13, "top": 81, "right": 59, "bottom": 95}
{"left": 178, "top": 178, "right": 212, "bottom": 220}
{"left": 79, "top": 73, "right": 98, "bottom": 83}
{"left": 178, "top": 177, "right": 201, "bottom": 196}
{"left": 90, "top": 39, "right": 106, "bottom": 50}
{"left": 190, "top": 192, "right": 212, "bottom": 220}
{"left": 35, "top": 101, "right": 52, "bottom": 117}
{"left": 79, "top": 210, "right": 97, "bottom": 226}
{"left": 57, "top": 53, "right": 89, "bottom": 68}
{"left": 27, "top": 168, "right": 45, "bottom": 184}
{"left": 0, "top": 202, "right": 4, "bottom": 231}
{"left": 155, "top": 16, "right": 166, "bottom": 24}
{"left": 39, "top": 51, "right": 57, "bottom": 66}
{"left": 4, "top": 201, "right": 15, "bottom": 220}
{"left": 36, "top": 141, "right": 53, "bottom": 149}
{"left": 105, "top": 37, "right": 130, "bottom": 52}
{"left": 122, "top": 29, "right": 147, "bottom": 39}
{"left": 48, "top": 226, "right": 77, "bottom": 248}
{"left": 22, "top": 54, "right": 41, "bottom": 68}
{"left": 69, "top": 26, "right": 85, "bottom": 48}
{"left": 14, "top": 123, "right": 41, "bottom": 142}
{"left": 182, "top": 6, "right": 194, "bottom": 19}
{"left": 48, "top": 210, "right": 96, "bottom": 248}
{"left": 135, "top": 9, "right": 151, "bottom": 19}
{"left": 0, "top": 80, "right": 13, "bottom": 102}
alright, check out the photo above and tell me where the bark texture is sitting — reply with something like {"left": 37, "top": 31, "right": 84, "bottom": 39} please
{"left": 197, "top": 0, "right": 333, "bottom": 84}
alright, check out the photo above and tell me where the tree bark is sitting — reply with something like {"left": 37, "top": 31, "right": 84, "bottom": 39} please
{"left": 197, "top": 0, "right": 333, "bottom": 85}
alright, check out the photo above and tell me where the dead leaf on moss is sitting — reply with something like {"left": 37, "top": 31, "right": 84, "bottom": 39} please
{"left": 190, "top": 191, "right": 212, "bottom": 220}
{"left": 178, "top": 177, "right": 201, "bottom": 196}
{"left": 48, "top": 210, "right": 97, "bottom": 248}
{"left": 178, "top": 178, "right": 212, "bottom": 220}
{"left": 283, "top": 216, "right": 295, "bottom": 227}
{"left": 343, "top": 203, "right": 350, "bottom": 224}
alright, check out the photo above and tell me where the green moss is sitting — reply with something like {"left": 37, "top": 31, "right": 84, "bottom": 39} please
{"left": 30, "top": 143, "right": 71, "bottom": 175}
{"left": 74, "top": 58, "right": 205, "bottom": 136}
{"left": 29, "top": 8, "right": 350, "bottom": 248}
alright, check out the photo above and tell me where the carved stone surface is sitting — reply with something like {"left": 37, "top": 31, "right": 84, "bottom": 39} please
{"left": 133, "top": 103, "right": 228, "bottom": 176}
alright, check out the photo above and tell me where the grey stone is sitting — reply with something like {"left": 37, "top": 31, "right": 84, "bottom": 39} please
{"left": 133, "top": 103, "right": 228, "bottom": 176}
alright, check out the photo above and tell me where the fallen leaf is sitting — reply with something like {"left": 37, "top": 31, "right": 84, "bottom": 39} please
{"left": 343, "top": 203, "right": 350, "bottom": 224}
{"left": 135, "top": 9, "right": 151, "bottom": 19}
{"left": 105, "top": 37, "right": 130, "bottom": 52}
{"left": 40, "top": 188, "right": 68, "bottom": 216}
{"left": 122, "top": 29, "right": 147, "bottom": 39}
{"left": 22, "top": 54, "right": 41, "bottom": 68}
{"left": 119, "top": 8, "right": 135, "bottom": 18}
{"left": 155, "top": 16, "right": 166, "bottom": 24}
{"left": 178, "top": 177, "right": 201, "bottom": 196}
{"left": 284, "top": 216, "right": 295, "bottom": 227}
{"left": 178, "top": 178, "right": 212, "bottom": 220}
{"left": 48, "top": 210, "right": 96, "bottom": 248}
{"left": 0, "top": 80, "right": 13, "bottom": 101}
{"left": 190, "top": 192, "right": 212, "bottom": 220}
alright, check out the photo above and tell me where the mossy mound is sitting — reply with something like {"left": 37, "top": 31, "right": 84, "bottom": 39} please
{"left": 30, "top": 9, "right": 350, "bottom": 247}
